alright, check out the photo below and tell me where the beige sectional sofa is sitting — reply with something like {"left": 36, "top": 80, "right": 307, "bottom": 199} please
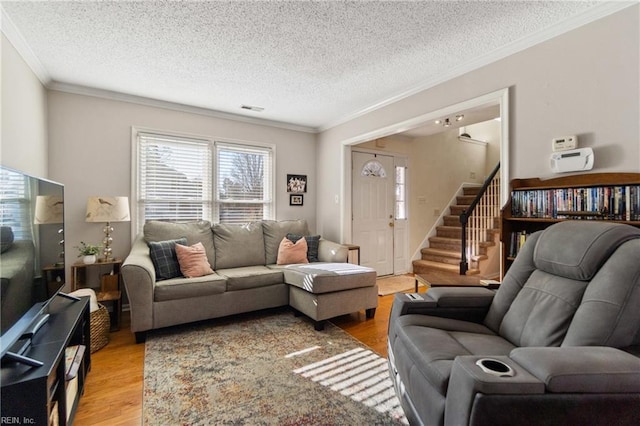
{"left": 121, "top": 219, "right": 377, "bottom": 342}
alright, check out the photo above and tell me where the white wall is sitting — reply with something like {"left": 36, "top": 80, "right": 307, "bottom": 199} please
{"left": 1, "top": 34, "right": 48, "bottom": 177}
{"left": 462, "top": 120, "right": 501, "bottom": 176}
{"left": 47, "top": 91, "right": 317, "bottom": 270}
{"left": 317, "top": 6, "right": 640, "bottom": 242}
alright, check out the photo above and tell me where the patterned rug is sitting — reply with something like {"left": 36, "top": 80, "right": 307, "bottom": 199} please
{"left": 143, "top": 308, "right": 407, "bottom": 425}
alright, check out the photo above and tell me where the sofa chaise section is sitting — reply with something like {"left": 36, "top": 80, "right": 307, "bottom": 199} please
{"left": 122, "top": 219, "right": 377, "bottom": 342}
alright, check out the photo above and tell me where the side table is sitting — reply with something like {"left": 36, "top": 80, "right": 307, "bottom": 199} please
{"left": 70, "top": 259, "right": 123, "bottom": 331}
{"left": 343, "top": 244, "right": 361, "bottom": 265}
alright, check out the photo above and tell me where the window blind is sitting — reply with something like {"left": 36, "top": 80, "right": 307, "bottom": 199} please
{"left": 136, "top": 133, "right": 213, "bottom": 232}
{"left": 214, "top": 141, "right": 274, "bottom": 225}
{"left": 0, "top": 168, "right": 33, "bottom": 240}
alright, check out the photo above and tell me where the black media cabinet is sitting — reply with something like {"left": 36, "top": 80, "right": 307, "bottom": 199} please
{"left": 1, "top": 296, "right": 91, "bottom": 425}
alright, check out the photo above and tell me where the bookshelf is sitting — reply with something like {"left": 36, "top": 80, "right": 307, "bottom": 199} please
{"left": 501, "top": 172, "right": 640, "bottom": 278}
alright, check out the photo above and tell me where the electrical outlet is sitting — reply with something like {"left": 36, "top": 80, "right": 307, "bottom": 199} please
{"left": 470, "top": 172, "right": 476, "bottom": 179}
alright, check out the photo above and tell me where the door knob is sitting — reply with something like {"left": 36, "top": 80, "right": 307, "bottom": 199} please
{"left": 389, "top": 222, "right": 394, "bottom": 227}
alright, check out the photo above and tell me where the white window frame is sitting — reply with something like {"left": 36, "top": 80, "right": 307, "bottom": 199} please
{"left": 132, "top": 127, "right": 276, "bottom": 235}
{"left": 213, "top": 140, "right": 276, "bottom": 225}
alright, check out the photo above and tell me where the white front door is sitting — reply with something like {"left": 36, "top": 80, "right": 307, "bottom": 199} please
{"left": 352, "top": 152, "right": 394, "bottom": 276}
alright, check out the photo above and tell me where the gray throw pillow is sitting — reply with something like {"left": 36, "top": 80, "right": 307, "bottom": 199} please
{"left": 286, "top": 233, "right": 320, "bottom": 262}
{"left": 148, "top": 238, "right": 187, "bottom": 280}
{"left": 0, "top": 226, "right": 14, "bottom": 253}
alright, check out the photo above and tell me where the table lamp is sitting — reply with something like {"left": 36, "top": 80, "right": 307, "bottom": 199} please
{"left": 85, "top": 196, "right": 130, "bottom": 262}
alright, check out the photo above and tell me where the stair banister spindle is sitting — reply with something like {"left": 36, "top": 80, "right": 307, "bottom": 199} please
{"left": 459, "top": 162, "right": 500, "bottom": 275}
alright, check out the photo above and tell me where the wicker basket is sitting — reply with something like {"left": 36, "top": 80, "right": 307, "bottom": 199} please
{"left": 90, "top": 304, "right": 110, "bottom": 353}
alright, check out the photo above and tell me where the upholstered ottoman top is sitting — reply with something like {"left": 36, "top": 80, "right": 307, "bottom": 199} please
{"left": 282, "top": 263, "right": 376, "bottom": 294}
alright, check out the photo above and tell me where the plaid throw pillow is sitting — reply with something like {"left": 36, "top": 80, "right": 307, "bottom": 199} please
{"left": 148, "top": 238, "right": 187, "bottom": 280}
{"left": 286, "top": 233, "right": 321, "bottom": 262}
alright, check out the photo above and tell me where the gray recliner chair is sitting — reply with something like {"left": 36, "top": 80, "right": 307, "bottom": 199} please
{"left": 388, "top": 221, "right": 640, "bottom": 425}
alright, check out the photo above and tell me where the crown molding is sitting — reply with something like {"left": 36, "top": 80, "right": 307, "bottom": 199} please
{"left": 318, "top": 1, "right": 637, "bottom": 132}
{"left": 0, "top": 4, "right": 51, "bottom": 85}
{"left": 48, "top": 82, "right": 317, "bottom": 134}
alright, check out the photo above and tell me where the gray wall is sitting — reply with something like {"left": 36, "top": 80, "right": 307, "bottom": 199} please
{"left": 316, "top": 6, "right": 640, "bottom": 242}
{"left": 1, "top": 35, "right": 48, "bottom": 176}
{"left": 47, "top": 91, "right": 317, "bottom": 272}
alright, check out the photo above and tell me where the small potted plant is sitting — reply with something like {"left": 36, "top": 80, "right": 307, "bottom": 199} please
{"left": 76, "top": 241, "right": 101, "bottom": 264}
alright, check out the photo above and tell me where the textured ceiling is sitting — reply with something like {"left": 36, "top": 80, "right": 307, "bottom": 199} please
{"left": 1, "top": 1, "right": 622, "bottom": 131}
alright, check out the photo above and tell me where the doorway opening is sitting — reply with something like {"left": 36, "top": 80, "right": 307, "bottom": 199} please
{"left": 343, "top": 88, "right": 509, "bottom": 275}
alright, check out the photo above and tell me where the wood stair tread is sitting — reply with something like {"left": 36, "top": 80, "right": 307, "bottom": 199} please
{"left": 412, "top": 259, "right": 481, "bottom": 275}
{"left": 421, "top": 247, "right": 461, "bottom": 258}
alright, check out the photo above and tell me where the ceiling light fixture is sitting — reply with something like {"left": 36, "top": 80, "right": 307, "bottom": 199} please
{"left": 436, "top": 114, "right": 464, "bottom": 127}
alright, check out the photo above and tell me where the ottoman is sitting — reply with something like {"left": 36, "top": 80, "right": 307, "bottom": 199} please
{"left": 283, "top": 263, "right": 378, "bottom": 330}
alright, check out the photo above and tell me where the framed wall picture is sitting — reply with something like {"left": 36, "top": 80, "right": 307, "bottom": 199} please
{"left": 290, "top": 194, "right": 304, "bottom": 206}
{"left": 287, "top": 174, "right": 307, "bottom": 193}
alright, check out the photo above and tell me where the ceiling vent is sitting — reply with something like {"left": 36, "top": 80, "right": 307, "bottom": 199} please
{"left": 240, "top": 104, "right": 265, "bottom": 112}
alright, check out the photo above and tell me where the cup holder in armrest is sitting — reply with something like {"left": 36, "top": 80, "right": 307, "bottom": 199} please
{"left": 475, "top": 358, "right": 515, "bottom": 377}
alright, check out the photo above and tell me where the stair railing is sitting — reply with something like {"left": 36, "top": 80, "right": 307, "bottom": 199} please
{"left": 459, "top": 163, "right": 501, "bottom": 275}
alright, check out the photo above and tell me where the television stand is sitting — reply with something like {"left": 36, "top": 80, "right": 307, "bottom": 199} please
{"left": 1, "top": 297, "right": 91, "bottom": 425}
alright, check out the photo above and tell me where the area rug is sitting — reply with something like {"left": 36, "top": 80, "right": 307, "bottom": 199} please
{"left": 377, "top": 274, "right": 424, "bottom": 296}
{"left": 143, "top": 308, "right": 407, "bottom": 425}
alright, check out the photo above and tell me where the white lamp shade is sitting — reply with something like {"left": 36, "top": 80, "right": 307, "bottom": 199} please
{"left": 86, "top": 196, "right": 130, "bottom": 222}
{"left": 34, "top": 195, "right": 64, "bottom": 224}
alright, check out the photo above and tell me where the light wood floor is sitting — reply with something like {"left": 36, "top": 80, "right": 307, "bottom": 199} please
{"left": 73, "top": 288, "right": 420, "bottom": 425}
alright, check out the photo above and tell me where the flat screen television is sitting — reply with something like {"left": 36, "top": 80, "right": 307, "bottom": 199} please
{"left": 0, "top": 165, "right": 67, "bottom": 366}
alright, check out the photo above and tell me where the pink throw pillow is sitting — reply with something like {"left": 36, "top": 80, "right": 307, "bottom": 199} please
{"left": 277, "top": 237, "right": 309, "bottom": 265}
{"left": 175, "top": 242, "right": 214, "bottom": 278}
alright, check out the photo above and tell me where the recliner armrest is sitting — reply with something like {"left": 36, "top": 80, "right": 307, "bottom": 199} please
{"left": 445, "top": 355, "right": 544, "bottom": 426}
{"left": 427, "top": 287, "right": 495, "bottom": 308}
{"left": 510, "top": 346, "right": 640, "bottom": 393}
{"left": 389, "top": 288, "right": 495, "bottom": 326}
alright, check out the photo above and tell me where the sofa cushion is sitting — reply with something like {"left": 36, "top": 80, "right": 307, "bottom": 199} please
{"left": 213, "top": 222, "right": 266, "bottom": 269}
{"left": 393, "top": 315, "right": 514, "bottom": 395}
{"left": 216, "top": 266, "right": 284, "bottom": 291}
{"left": 0, "top": 226, "right": 14, "bottom": 253}
{"left": 144, "top": 220, "right": 216, "bottom": 269}
{"left": 282, "top": 263, "right": 376, "bottom": 294}
{"left": 148, "top": 238, "right": 187, "bottom": 280}
{"left": 154, "top": 273, "right": 227, "bottom": 301}
{"left": 262, "top": 220, "right": 310, "bottom": 265}
{"left": 175, "top": 242, "right": 214, "bottom": 278}
{"left": 287, "top": 233, "right": 320, "bottom": 262}
{"left": 499, "top": 269, "right": 588, "bottom": 347}
{"left": 277, "top": 237, "right": 309, "bottom": 265}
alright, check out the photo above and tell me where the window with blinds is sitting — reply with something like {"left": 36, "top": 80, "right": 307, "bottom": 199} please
{"left": 136, "top": 133, "right": 213, "bottom": 233}
{"left": 214, "top": 142, "right": 274, "bottom": 225}
{"left": 0, "top": 168, "right": 33, "bottom": 241}
{"left": 134, "top": 131, "right": 275, "bottom": 231}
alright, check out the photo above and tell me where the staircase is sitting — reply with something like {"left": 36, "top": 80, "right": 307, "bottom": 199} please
{"left": 413, "top": 186, "right": 500, "bottom": 276}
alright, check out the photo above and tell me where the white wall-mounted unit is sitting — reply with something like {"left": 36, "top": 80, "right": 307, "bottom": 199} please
{"left": 550, "top": 148, "right": 594, "bottom": 173}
